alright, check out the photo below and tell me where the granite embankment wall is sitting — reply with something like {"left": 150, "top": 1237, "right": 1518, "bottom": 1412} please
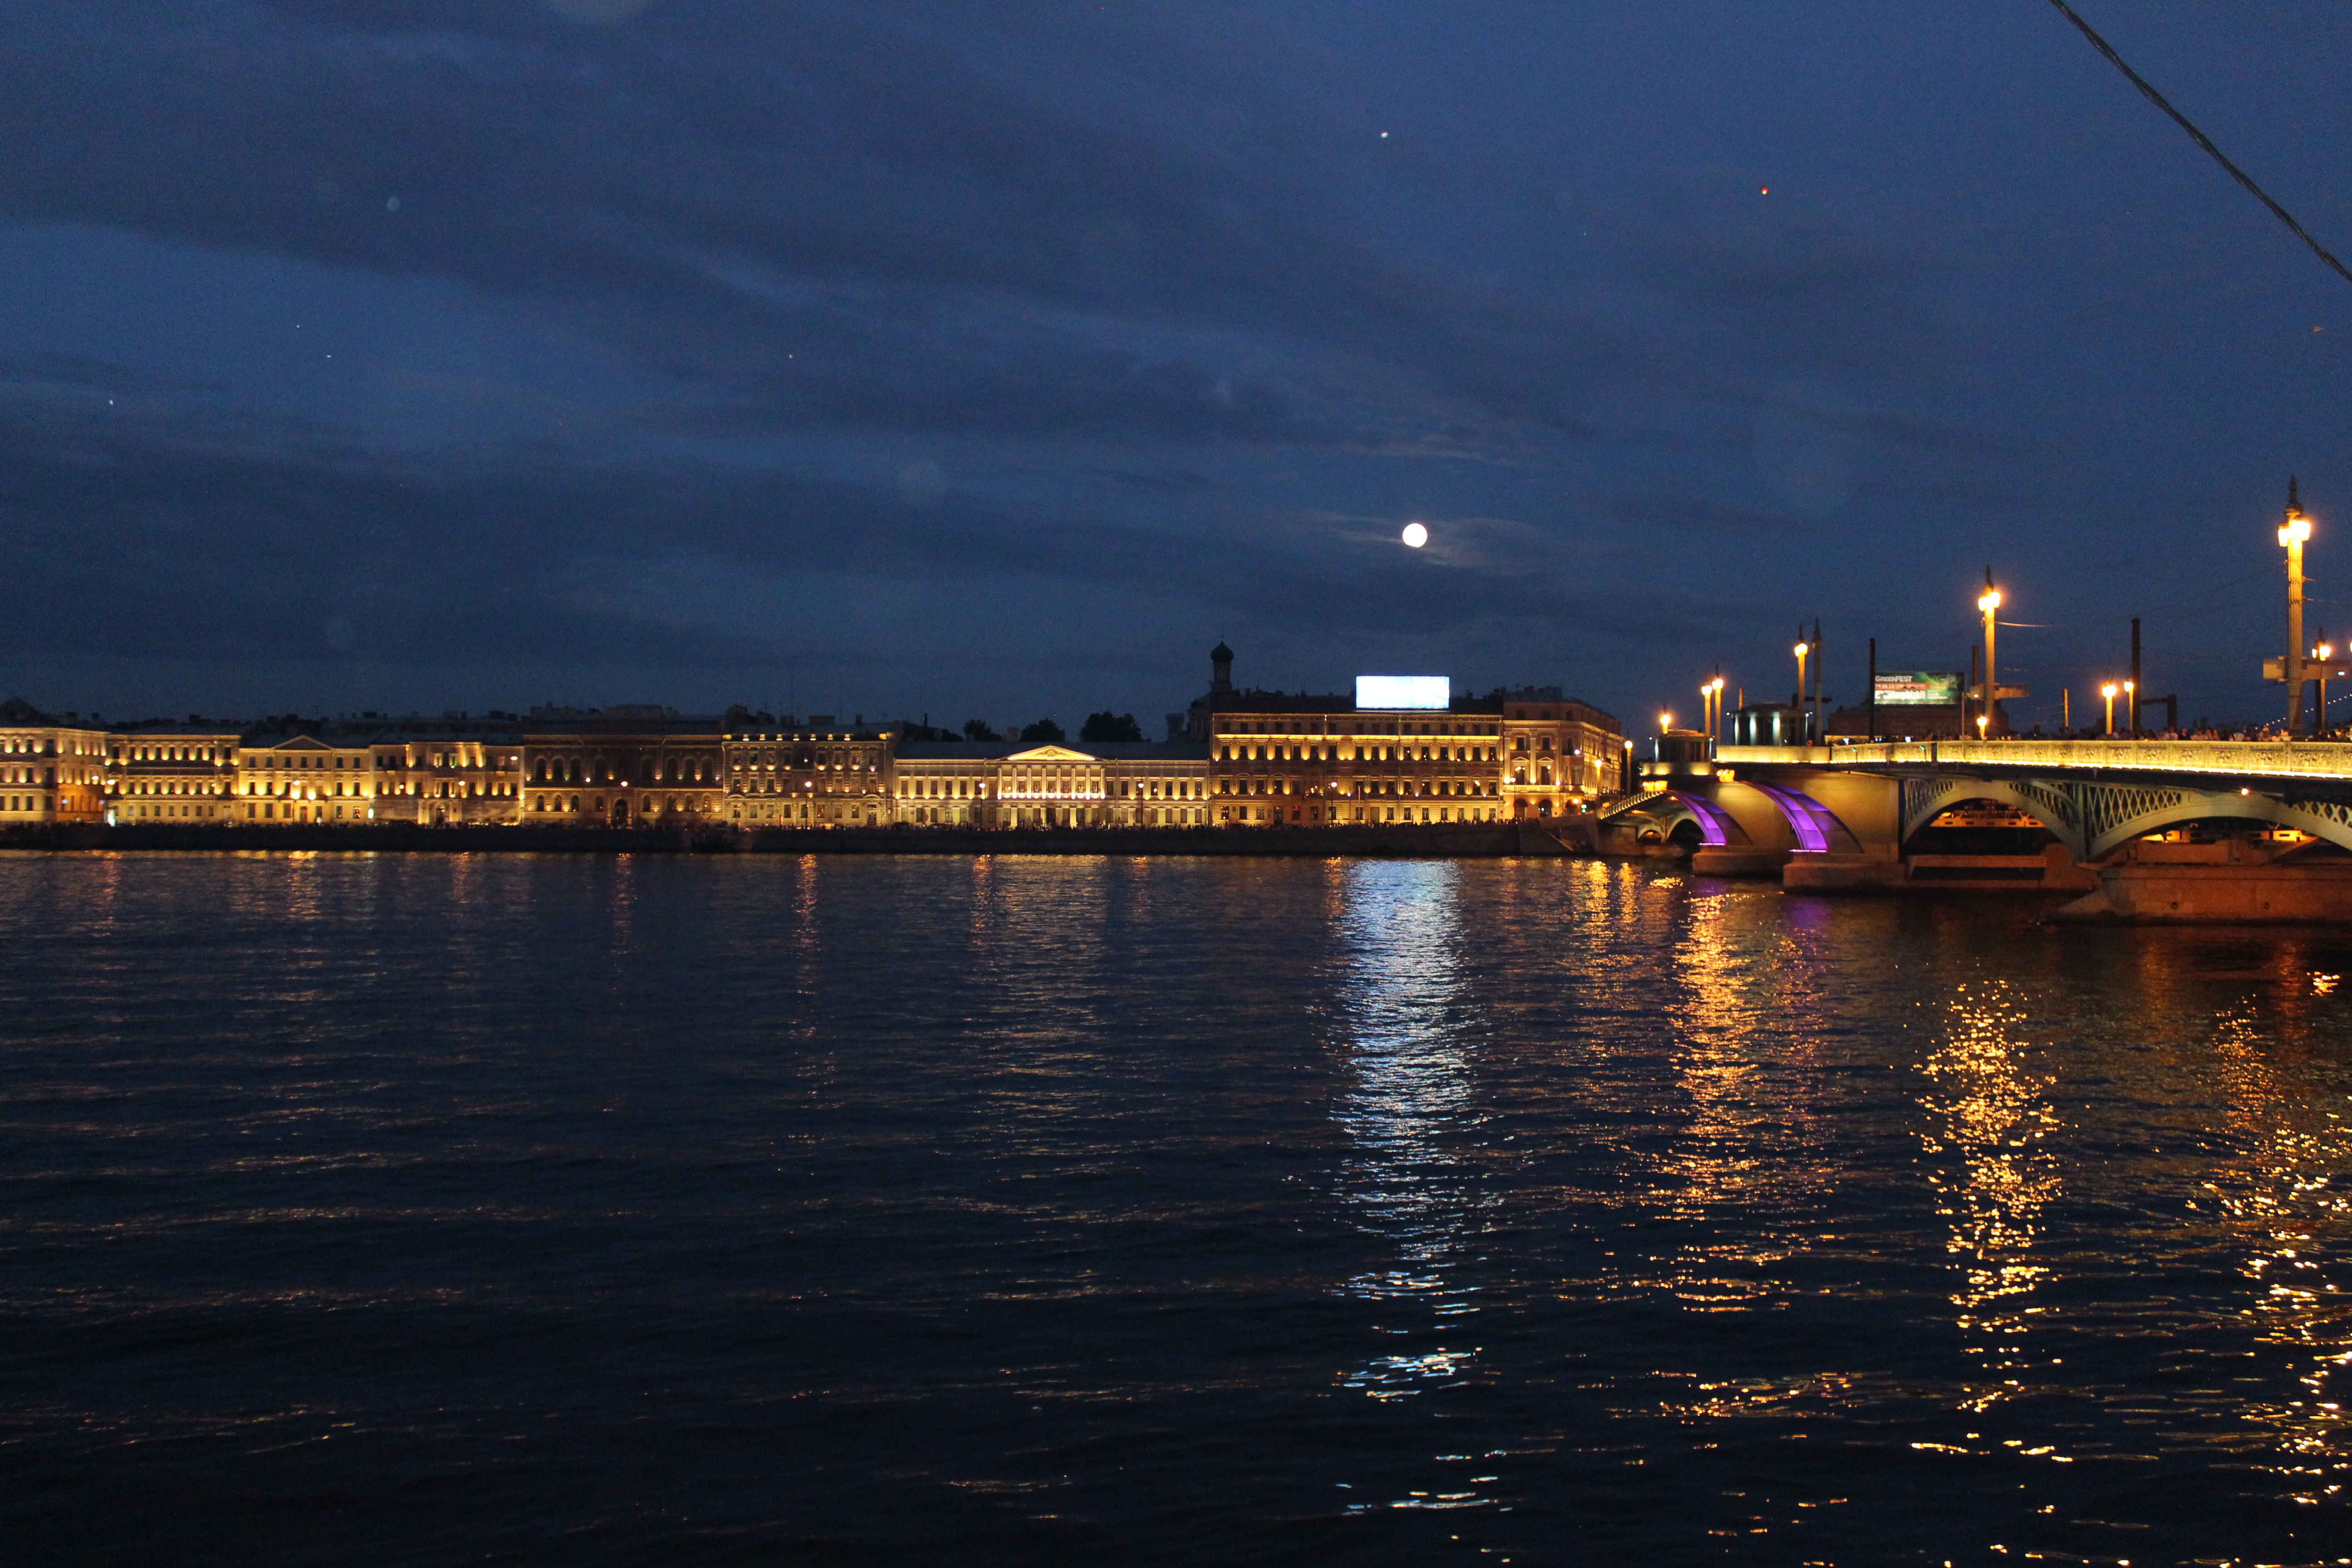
{"left": 0, "top": 821, "right": 1579, "bottom": 858}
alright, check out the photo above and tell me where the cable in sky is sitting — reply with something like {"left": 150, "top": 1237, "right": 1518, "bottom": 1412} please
{"left": 2044, "top": 0, "right": 2352, "bottom": 289}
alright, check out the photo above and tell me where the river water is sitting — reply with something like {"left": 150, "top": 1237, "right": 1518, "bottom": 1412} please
{"left": 1, "top": 852, "right": 2348, "bottom": 1565}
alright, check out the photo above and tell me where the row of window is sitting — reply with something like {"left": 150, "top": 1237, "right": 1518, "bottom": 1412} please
{"left": 1216, "top": 778, "right": 1498, "bottom": 798}
{"left": 1219, "top": 720, "right": 1504, "bottom": 738}
{"left": 896, "top": 778, "right": 1207, "bottom": 800}
{"left": 536, "top": 755, "right": 716, "bottom": 782}
{"left": 730, "top": 748, "right": 875, "bottom": 766}
{"left": 1219, "top": 744, "right": 1499, "bottom": 764}
{"left": 531, "top": 795, "right": 710, "bottom": 813}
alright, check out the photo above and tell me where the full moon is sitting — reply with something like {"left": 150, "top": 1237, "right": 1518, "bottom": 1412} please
{"left": 1401, "top": 522, "right": 1429, "bottom": 549}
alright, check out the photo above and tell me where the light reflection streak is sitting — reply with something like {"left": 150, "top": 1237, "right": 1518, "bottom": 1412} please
{"left": 2202, "top": 1001, "right": 2352, "bottom": 1500}
{"left": 1646, "top": 885, "right": 1837, "bottom": 1311}
{"left": 1328, "top": 862, "right": 1489, "bottom": 1410}
{"left": 1919, "top": 980, "right": 2061, "bottom": 1412}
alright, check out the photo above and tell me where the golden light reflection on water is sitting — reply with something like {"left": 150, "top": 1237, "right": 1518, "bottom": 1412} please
{"left": 1920, "top": 980, "right": 2061, "bottom": 1411}
{"left": 1641, "top": 884, "right": 1841, "bottom": 1310}
{"left": 2203, "top": 1002, "right": 2352, "bottom": 1500}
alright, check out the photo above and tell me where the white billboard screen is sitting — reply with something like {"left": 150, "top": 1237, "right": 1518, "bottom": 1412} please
{"left": 1355, "top": 675, "right": 1451, "bottom": 710}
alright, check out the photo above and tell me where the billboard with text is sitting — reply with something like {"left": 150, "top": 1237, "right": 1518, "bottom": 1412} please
{"left": 1873, "top": 671, "right": 1963, "bottom": 706}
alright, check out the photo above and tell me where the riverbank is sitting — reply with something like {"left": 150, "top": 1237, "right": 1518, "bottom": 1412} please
{"left": 0, "top": 820, "right": 1579, "bottom": 858}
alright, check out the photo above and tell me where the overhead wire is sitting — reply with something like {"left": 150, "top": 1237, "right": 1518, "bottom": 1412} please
{"left": 2043, "top": 0, "right": 2352, "bottom": 288}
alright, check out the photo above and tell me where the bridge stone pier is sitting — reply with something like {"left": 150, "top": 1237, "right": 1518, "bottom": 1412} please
{"left": 1593, "top": 739, "right": 2352, "bottom": 921}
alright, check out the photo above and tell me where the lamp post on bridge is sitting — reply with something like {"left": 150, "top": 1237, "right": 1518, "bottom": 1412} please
{"left": 2320, "top": 638, "right": 2335, "bottom": 738}
{"left": 1793, "top": 635, "right": 1811, "bottom": 744}
{"left": 2124, "top": 681, "right": 2135, "bottom": 742}
{"left": 2102, "top": 683, "right": 2118, "bottom": 737}
{"left": 1699, "top": 675, "right": 1725, "bottom": 751}
{"left": 2280, "top": 479, "right": 2313, "bottom": 736}
{"left": 1977, "top": 571, "right": 2002, "bottom": 737}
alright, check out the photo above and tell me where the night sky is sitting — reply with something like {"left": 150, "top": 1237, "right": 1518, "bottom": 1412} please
{"left": 4, "top": 1, "right": 2348, "bottom": 733}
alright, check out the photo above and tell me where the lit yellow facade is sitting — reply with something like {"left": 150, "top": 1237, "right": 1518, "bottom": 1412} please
{"left": 1211, "top": 708, "right": 1505, "bottom": 826}
{"left": 236, "top": 734, "right": 382, "bottom": 825}
{"left": 108, "top": 728, "right": 242, "bottom": 825}
{"left": 890, "top": 743, "right": 1211, "bottom": 828}
{"left": 1501, "top": 692, "right": 1623, "bottom": 819}
{"left": 0, "top": 719, "right": 108, "bottom": 823}
{"left": 891, "top": 751, "right": 996, "bottom": 827}
{"left": 720, "top": 723, "right": 890, "bottom": 828}
{"left": 376, "top": 736, "right": 526, "bottom": 826}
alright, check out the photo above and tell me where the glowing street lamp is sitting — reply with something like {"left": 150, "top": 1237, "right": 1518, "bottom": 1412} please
{"left": 2101, "top": 682, "right": 2119, "bottom": 737}
{"left": 1793, "top": 638, "right": 1810, "bottom": 742}
{"left": 2122, "top": 680, "right": 2135, "bottom": 741}
{"left": 2282, "top": 478, "right": 2314, "bottom": 735}
{"left": 1977, "top": 571, "right": 2002, "bottom": 737}
{"left": 2320, "top": 637, "right": 2337, "bottom": 738}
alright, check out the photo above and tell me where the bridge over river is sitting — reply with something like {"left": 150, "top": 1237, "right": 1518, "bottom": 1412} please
{"left": 1598, "top": 737, "right": 2352, "bottom": 921}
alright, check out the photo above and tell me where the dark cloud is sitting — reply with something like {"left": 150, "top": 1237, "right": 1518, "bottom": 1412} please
{"left": 0, "top": 1, "right": 2347, "bottom": 725}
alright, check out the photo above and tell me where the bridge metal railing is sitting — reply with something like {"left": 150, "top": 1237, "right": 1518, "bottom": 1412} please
{"left": 1716, "top": 739, "right": 2352, "bottom": 783}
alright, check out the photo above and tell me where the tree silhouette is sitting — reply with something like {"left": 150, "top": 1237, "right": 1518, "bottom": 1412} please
{"left": 1079, "top": 711, "right": 1143, "bottom": 742}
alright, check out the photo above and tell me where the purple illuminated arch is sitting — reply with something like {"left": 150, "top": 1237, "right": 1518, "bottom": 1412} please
{"left": 1750, "top": 782, "right": 1840, "bottom": 854}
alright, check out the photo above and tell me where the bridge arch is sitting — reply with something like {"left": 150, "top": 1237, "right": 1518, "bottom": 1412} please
{"left": 1600, "top": 789, "right": 1739, "bottom": 848}
{"left": 2080, "top": 789, "right": 2352, "bottom": 861}
{"left": 1898, "top": 772, "right": 2352, "bottom": 861}
{"left": 1607, "top": 780, "right": 1868, "bottom": 857}
{"left": 1901, "top": 777, "right": 2078, "bottom": 853}
{"left": 1745, "top": 780, "right": 1863, "bottom": 854}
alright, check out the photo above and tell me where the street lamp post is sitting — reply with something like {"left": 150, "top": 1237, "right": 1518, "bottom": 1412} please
{"left": 1793, "top": 635, "right": 1810, "bottom": 743}
{"left": 2101, "top": 682, "right": 2118, "bottom": 736}
{"left": 2282, "top": 478, "right": 2313, "bottom": 736}
{"left": 2123, "top": 680, "right": 2135, "bottom": 742}
{"left": 2320, "top": 638, "right": 2336, "bottom": 738}
{"left": 1977, "top": 571, "right": 2002, "bottom": 738}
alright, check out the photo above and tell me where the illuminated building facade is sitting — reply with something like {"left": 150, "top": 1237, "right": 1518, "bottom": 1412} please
{"left": 890, "top": 742, "right": 998, "bottom": 826}
{"left": 526, "top": 709, "right": 722, "bottom": 828}
{"left": 1500, "top": 688, "right": 1624, "bottom": 818}
{"left": 107, "top": 724, "right": 243, "bottom": 824}
{"left": 237, "top": 732, "right": 382, "bottom": 824}
{"left": 0, "top": 701, "right": 109, "bottom": 823}
{"left": 717, "top": 716, "right": 892, "bottom": 828}
{"left": 1092, "top": 744, "right": 1212, "bottom": 827}
{"left": 1209, "top": 697, "right": 1505, "bottom": 825}
{"left": 6, "top": 643, "right": 1621, "bottom": 834}
{"left": 1191, "top": 651, "right": 1620, "bottom": 826}
{"left": 892, "top": 740, "right": 1211, "bottom": 828}
{"left": 372, "top": 730, "right": 526, "bottom": 827}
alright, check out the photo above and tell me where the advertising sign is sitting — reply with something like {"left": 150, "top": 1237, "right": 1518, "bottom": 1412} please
{"left": 1873, "top": 671, "right": 1962, "bottom": 706}
{"left": 1355, "top": 676, "right": 1451, "bottom": 710}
